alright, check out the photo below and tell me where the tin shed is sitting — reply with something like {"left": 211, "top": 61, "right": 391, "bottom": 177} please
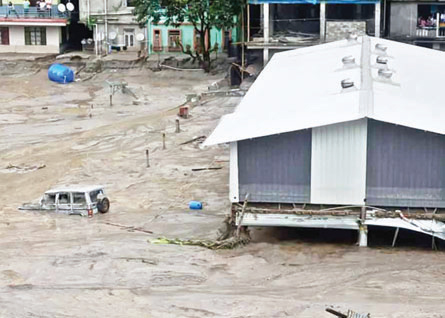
{"left": 205, "top": 36, "right": 445, "bottom": 210}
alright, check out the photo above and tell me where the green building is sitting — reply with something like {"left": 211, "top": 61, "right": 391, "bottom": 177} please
{"left": 146, "top": 16, "right": 240, "bottom": 55}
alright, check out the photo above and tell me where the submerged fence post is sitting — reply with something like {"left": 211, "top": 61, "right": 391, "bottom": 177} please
{"left": 175, "top": 119, "right": 180, "bottom": 133}
{"left": 162, "top": 133, "right": 166, "bottom": 150}
{"left": 145, "top": 149, "right": 150, "bottom": 168}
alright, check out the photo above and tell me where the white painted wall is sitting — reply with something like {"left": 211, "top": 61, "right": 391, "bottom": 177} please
{"left": 0, "top": 26, "right": 61, "bottom": 53}
{"left": 229, "top": 142, "right": 239, "bottom": 203}
{"left": 310, "top": 119, "right": 368, "bottom": 206}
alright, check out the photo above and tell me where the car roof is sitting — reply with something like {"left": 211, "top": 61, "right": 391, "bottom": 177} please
{"left": 45, "top": 185, "right": 104, "bottom": 194}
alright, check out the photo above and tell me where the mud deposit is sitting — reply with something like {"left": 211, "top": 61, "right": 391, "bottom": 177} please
{"left": 0, "top": 64, "right": 444, "bottom": 318}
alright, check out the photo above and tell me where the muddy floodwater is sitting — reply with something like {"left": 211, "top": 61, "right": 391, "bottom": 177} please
{"left": 0, "top": 60, "right": 444, "bottom": 318}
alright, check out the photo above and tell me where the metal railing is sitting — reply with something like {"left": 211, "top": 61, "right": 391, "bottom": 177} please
{"left": 0, "top": 6, "right": 68, "bottom": 19}
{"left": 415, "top": 13, "right": 445, "bottom": 38}
{"left": 248, "top": 18, "right": 375, "bottom": 44}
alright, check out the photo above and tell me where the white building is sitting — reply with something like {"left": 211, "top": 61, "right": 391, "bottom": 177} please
{"left": 78, "top": 0, "right": 146, "bottom": 53}
{"left": 0, "top": 8, "right": 68, "bottom": 54}
{"left": 204, "top": 36, "right": 445, "bottom": 245}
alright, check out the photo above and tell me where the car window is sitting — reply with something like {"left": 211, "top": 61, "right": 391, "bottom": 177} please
{"left": 43, "top": 193, "right": 56, "bottom": 204}
{"left": 89, "top": 190, "right": 103, "bottom": 203}
{"left": 58, "top": 193, "right": 70, "bottom": 204}
{"left": 72, "top": 193, "right": 86, "bottom": 205}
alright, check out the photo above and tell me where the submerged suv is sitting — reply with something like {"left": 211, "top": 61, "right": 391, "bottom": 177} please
{"left": 20, "top": 185, "right": 110, "bottom": 217}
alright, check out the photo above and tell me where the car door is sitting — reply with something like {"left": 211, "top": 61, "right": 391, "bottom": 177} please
{"left": 56, "top": 192, "right": 72, "bottom": 213}
{"left": 72, "top": 192, "right": 88, "bottom": 214}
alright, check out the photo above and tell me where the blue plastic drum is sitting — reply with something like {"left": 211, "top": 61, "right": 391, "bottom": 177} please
{"left": 48, "top": 63, "right": 75, "bottom": 84}
{"left": 189, "top": 201, "right": 202, "bottom": 210}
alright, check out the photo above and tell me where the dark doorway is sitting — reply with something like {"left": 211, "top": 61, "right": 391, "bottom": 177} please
{"left": 62, "top": 0, "right": 93, "bottom": 51}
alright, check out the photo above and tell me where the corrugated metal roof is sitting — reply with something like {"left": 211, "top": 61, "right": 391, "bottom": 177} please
{"left": 204, "top": 36, "right": 445, "bottom": 146}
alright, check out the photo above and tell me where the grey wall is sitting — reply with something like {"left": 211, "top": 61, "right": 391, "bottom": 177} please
{"left": 389, "top": 3, "right": 417, "bottom": 37}
{"left": 238, "top": 130, "right": 312, "bottom": 203}
{"left": 366, "top": 120, "right": 445, "bottom": 208}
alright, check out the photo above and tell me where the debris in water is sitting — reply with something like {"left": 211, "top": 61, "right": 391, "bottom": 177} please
{"left": 191, "top": 167, "right": 222, "bottom": 172}
{"left": 149, "top": 236, "right": 249, "bottom": 250}
{"left": 326, "top": 308, "right": 371, "bottom": 318}
{"left": 179, "top": 136, "right": 206, "bottom": 145}
{"left": 4, "top": 163, "right": 46, "bottom": 174}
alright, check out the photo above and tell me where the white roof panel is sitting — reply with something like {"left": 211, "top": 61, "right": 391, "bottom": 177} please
{"left": 45, "top": 185, "right": 104, "bottom": 194}
{"left": 204, "top": 36, "right": 445, "bottom": 146}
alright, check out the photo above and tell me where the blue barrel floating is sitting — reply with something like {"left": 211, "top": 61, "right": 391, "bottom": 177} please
{"left": 189, "top": 201, "right": 202, "bottom": 210}
{"left": 48, "top": 63, "right": 75, "bottom": 84}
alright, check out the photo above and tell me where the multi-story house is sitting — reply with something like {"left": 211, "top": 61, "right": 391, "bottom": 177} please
{"left": 388, "top": 0, "right": 445, "bottom": 50}
{"left": 78, "top": 0, "right": 240, "bottom": 56}
{"left": 247, "top": 0, "right": 383, "bottom": 64}
{"left": 146, "top": 17, "right": 239, "bottom": 56}
{"left": 0, "top": 0, "right": 69, "bottom": 53}
{"left": 78, "top": 0, "right": 146, "bottom": 53}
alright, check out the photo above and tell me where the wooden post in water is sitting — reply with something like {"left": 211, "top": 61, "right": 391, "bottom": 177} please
{"left": 162, "top": 133, "right": 166, "bottom": 150}
{"left": 145, "top": 149, "right": 150, "bottom": 168}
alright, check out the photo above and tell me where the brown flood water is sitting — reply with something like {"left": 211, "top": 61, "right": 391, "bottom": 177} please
{"left": 0, "top": 65, "right": 444, "bottom": 318}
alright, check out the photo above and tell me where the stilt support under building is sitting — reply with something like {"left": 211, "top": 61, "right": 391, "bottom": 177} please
{"left": 358, "top": 224, "right": 368, "bottom": 247}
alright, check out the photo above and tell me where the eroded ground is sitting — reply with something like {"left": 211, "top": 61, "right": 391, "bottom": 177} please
{"left": 0, "top": 61, "right": 444, "bottom": 318}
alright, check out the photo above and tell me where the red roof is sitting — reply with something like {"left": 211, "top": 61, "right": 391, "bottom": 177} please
{"left": 0, "top": 18, "right": 67, "bottom": 24}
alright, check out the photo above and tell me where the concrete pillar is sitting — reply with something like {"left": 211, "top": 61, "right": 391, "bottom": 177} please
{"left": 358, "top": 224, "right": 368, "bottom": 247}
{"left": 375, "top": 1, "right": 381, "bottom": 38}
{"left": 320, "top": 2, "right": 326, "bottom": 42}
{"left": 269, "top": 4, "right": 274, "bottom": 39}
{"left": 263, "top": 48, "right": 269, "bottom": 65}
{"left": 263, "top": 3, "right": 270, "bottom": 65}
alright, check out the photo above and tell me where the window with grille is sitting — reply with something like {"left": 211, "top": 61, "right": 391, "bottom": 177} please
{"left": 168, "top": 30, "right": 181, "bottom": 52}
{"left": 0, "top": 27, "right": 9, "bottom": 45}
{"left": 25, "top": 27, "right": 47, "bottom": 45}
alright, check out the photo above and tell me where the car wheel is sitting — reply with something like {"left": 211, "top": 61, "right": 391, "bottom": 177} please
{"left": 97, "top": 197, "right": 110, "bottom": 213}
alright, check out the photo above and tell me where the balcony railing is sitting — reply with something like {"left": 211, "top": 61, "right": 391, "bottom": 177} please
{"left": 0, "top": 6, "right": 68, "bottom": 19}
{"left": 415, "top": 26, "right": 445, "bottom": 38}
{"left": 415, "top": 13, "right": 445, "bottom": 38}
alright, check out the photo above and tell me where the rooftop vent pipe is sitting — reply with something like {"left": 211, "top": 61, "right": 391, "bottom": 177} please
{"left": 375, "top": 43, "right": 387, "bottom": 52}
{"left": 341, "top": 79, "right": 354, "bottom": 89}
{"left": 347, "top": 33, "right": 358, "bottom": 42}
{"left": 378, "top": 69, "right": 393, "bottom": 79}
{"left": 376, "top": 56, "right": 388, "bottom": 64}
{"left": 342, "top": 55, "right": 356, "bottom": 65}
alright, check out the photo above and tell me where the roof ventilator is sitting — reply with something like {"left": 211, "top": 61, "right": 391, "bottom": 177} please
{"left": 376, "top": 56, "right": 388, "bottom": 65}
{"left": 342, "top": 55, "right": 356, "bottom": 65}
{"left": 341, "top": 79, "right": 354, "bottom": 89}
{"left": 378, "top": 69, "right": 393, "bottom": 79}
{"left": 375, "top": 43, "right": 388, "bottom": 53}
{"left": 346, "top": 33, "right": 358, "bottom": 42}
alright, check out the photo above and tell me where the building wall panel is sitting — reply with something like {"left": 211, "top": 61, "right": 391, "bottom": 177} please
{"left": 366, "top": 120, "right": 445, "bottom": 208}
{"left": 311, "top": 119, "right": 368, "bottom": 205}
{"left": 0, "top": 26, "right": 60, "bottom": 53}
{"left": 238, "top": 130, "right": 311, "bottom": 203}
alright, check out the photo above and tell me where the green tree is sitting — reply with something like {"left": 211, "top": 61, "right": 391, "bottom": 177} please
{"left": 133, "top": 0, "right": 245, "bottom": 71}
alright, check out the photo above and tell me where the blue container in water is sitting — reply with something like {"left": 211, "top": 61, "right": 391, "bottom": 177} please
{"left": 189, "top": 201, "right": 202, "bottom": 210}
{"left": 48, "top": 63, "right": 75, "bottom": 84}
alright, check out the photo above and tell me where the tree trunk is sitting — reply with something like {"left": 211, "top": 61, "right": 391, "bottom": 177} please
{"left": 202, "top": 28, "right": 212, "bottom": 72}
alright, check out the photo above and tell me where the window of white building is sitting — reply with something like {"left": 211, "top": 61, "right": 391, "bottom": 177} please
{"left": 25, "top": 27, "right": 47, "bottom": 45}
